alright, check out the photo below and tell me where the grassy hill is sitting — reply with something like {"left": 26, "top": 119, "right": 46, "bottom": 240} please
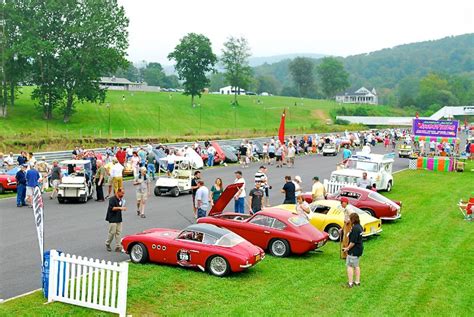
{"left": 0, "top": 88, "right": 410, "bottom": 151}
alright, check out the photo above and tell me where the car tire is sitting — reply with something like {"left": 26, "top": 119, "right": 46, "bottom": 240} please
{"left": 58, "top": 197, "right": 65, "bottom": 204}
{"left": 323, "top": 153, "right": 326, "bottom": 156}
{"left": 0, "top": 184, "right": 4, "bottom": 194}
{"left": 207, "top": 255, "right": 230, "bottom": 277}
{"left": 129, "top": 243, "right": 148, "bottom": 264}
{"left": 268, "top": 239, "right": 290, "bottom": 257}
{"left": 363, "top": 208, "right": 377, "bottom": 218}
{"left": 171, "top": 187, "right": 179, "bottom": 197}
{"left": 325, "top": 224, "right": 341, "bottom": 242}
{"left": 386, "top": 180, "right": 392, "bottom": 192}
{"left": 154, "top": 187, "right": 161, "bottom": 196}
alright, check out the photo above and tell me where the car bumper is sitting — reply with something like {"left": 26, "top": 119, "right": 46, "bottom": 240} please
{"left": 239, "top": 253, "right": 265, "bottom": 269}
{"left": 380, "top": 214, "right": 402, "bottom": 220}
{"left": 362, "top": 228, "right": 382, "bottom": 237}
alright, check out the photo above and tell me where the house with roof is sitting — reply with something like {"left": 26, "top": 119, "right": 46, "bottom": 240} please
{"left": 219, "top": 86, "right": 245, "bottom": 95}
{"left": 336, "top": 87, "right": 378, "bottom": 105}
{"left": 99, "top": 76, "right": 143, "bottom": 91}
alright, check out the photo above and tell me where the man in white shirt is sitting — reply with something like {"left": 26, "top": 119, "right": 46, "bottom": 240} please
{"left": 234, "top": 171, "right": 247, "bottom": 214}
{"left": 194, "top": 180, "right": 210, "bottom": 218}
{"left": 110, "top": 158, "right": 124, "bottom": 194}
{"left": 287, "top": 143, "right": 296, "bottom": 167}
{"left": 206, "top": 144, "right": 216, "bottom": 167}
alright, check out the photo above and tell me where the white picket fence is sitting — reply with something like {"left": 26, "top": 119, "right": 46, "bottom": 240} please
{"left": 47, "top": 249, "right": 128, "bottom": 317}
{"left": 323, "top": 179, "right": 357, "bottom": 195}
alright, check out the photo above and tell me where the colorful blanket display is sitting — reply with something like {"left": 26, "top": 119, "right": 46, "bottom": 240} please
{"left": 413, "top": 136, "right": 459, "bottom": 144}
{"left": 408, "top": 156, "right": 454, "bottom": 171}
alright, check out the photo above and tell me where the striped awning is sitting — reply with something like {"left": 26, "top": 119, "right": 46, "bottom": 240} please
{"left": 414, "top": 136, "right": 459, "bottom": 143}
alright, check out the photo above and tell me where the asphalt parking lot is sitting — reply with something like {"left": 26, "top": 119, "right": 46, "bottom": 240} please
{"left": 0, "top": 144, "right": 408, "bottom": 300}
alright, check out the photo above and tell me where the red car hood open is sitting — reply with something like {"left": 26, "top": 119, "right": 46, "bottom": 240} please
{"left": 208, "top": 183, "right": 243, "bottom": 216}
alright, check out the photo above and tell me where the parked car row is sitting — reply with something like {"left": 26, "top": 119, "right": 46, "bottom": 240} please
{"left": 121, "top": 183, "right": 401, "bottom": 277}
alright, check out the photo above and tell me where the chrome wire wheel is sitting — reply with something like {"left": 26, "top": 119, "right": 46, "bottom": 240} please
{"left": 131, "top": 244, "right": 144, "bottom": 263}
{"left": 327, "top": 226, "right": 341, "bottom": 241}
{"left": 271, "top": 240, "right": 286, "bottom": 256}
{"left": 209, "top": 256, "right": 228, "bottom": 276}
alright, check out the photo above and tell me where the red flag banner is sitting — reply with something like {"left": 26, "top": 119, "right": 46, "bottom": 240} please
{"left": 278, "top": 110, "right": 286, "bottom": 144}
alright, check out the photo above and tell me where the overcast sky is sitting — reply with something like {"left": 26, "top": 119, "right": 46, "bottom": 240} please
{"left": 118, "top": 0, "right": 474, "bottom": 64}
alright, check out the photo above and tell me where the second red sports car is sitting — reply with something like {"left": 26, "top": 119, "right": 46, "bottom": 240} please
{"left": 197, "top": 184, "right": 329, "bottom": 257}
{"left": 303, "top": 186, "right": 401, "bottom": 220}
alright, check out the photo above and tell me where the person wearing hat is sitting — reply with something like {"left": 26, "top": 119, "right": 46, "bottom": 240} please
{"left": 311, "top": 176, "right": 326, "bottom": 201}
{"left": 339, "top": 197, "right": 352, "bottom": 259}
{"left": 49, "top": 160, "right": 62, "bottom": 200}
{"left": 15, "top": 164, "right": 28, "bottom": 207}
{"left": 133, "top": 167, "right": 150, "bottom": 218}
{"left": 36, "top": 156, "right": 50, "bottom": 191}
{"left": 293, "top": 176, "right": 303, "bottom": 198}
{"left": 110, "top": 158, "right": 124, "bottom": 194}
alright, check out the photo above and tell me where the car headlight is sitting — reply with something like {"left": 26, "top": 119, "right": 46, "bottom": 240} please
{"left": 7, "top": 177, "right": 11, "bottom": 182}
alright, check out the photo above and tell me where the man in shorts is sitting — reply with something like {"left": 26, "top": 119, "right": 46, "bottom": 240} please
{"left": 342, "top": 213, "right": 364, "bottom": 288}
{"left": 25, "top": 164, "right": 41, "bottom": 207}
{"left": 134, "top": 167, "right": 150, "bottom": 218}
{"left": 49, "top": 160, "right": 62, "bottom": 200}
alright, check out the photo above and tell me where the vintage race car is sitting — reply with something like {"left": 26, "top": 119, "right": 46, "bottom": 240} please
{"left": 322, "top": 144, "right": 338, "bottom": 156}
{"left": 303, "top": 187, "right": 401, "bottom": 220}
{"left": 327, "top": 187, "right": 401, "bottom": 220}
{"left": 197, "top": 184, "right": 329, "bottom": 257}
{"left": 0, "top": 167, "right": 19, "bottom": 194}
{"left": 277, "top": 200, "right": 382, "bottom": 242}
{"left": 121, "top": 223, "right": 264, "bottom": 277}
{"left": 398, "top": 145, "right": 413, "bottom": 158}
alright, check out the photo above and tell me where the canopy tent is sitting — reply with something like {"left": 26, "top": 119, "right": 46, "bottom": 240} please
{"left": 413, "top": 136, "right": 460, "bottom": 144}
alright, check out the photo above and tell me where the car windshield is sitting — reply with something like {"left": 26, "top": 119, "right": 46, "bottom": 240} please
{"left": 288, "top": 215, "right": 309, "bottom": 226}
{"left": 345, "top": 160, "right": 379, "bottom": 172}
{"left": 369, "top": 192, "right": 398, "bottom": 208}
{"left": 215, "top": 232, "right": 245, "bottom": 247}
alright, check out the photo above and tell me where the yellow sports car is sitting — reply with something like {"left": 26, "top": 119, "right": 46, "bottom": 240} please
{"left": 277, "top": 200, "right": 382, "bottom": 241}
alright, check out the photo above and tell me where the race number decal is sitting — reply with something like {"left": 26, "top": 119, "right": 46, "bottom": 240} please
{"left": 177, "top": 249, "right": 191, "bottom": 264}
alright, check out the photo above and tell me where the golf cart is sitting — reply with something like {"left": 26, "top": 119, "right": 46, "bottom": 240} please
{"left": 57, "top": 160, "right": 93, "bottom": 203}
{"left": 154, "top": 158, "right": 193, "bottom": 197}
{"left": 398, "top": 144, "right": 413, "bottom": 158}
{"left": 322, "top": 143, "right": 338, "bottom": 156}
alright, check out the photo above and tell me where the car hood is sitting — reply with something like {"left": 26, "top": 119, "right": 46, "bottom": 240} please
{"left": 208, "top": 183, "right": 243, "bottom": 216}
{"left": 331, "top": 169, "right": 366, "bottom": 178}
{"left": 126, "top": 228, "right": 180, "bottom": 240}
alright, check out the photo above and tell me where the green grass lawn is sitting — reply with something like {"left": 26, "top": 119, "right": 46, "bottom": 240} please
{"left": 1, "top": 167, "right": 473, "bottom": 316}
{"left": 0, "top": 87, "right": 408, "bottom": 142}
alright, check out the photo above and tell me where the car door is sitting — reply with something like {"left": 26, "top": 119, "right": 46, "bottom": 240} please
{"left": 239, "top": 214, "right": 278, "bottom": 249}
{"left": 169, "top": 230, "right": 207, "bottom": 267}
{"left": 309, "top": 205, "right": 332, "bottom": 230}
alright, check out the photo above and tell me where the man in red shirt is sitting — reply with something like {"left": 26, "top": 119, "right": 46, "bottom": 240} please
{"left": 115, "top": 147, "right": 126, "bottom": 165}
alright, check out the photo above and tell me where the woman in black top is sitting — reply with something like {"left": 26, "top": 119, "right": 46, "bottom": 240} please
{"left": 342, "top": 213, "right": 364, "bottom": 288}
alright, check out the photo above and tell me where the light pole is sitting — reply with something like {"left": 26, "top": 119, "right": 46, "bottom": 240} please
{"left": 45, "top": 102, "right": 49, "bottom": 136}
{"left": 158, "top": 103, "right": 161, "bottom": 132}
{"left": 233, "top": 105, "right": 237, "bottom": 129}
{"left": 106, "top": 102, "right": 111, "bottom": 137}
{"left": 199, "top": 103, "right": 202, "bottom": 130}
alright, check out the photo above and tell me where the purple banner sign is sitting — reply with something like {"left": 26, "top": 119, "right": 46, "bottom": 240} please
{"left": 412, "top": 119, "right": 459, "bottom": 138}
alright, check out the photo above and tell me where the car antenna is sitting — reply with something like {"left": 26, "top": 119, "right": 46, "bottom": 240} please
{"left": 176, "top": 209, "right": 194, "bottom": 225}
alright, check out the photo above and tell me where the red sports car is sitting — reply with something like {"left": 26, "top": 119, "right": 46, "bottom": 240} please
{"left": 0, "top": 167, "right": 19, "bottom": 194}
{"left": 302, "top": 186, "right": 401, "bottom": 220}
{"left": 121, "top": 223, "right": 264, "bottom": 277}
{"left": 197, "top": 184, "right": 329, "bottom": 257}
{"left": 200, "top": 141, "right": 226, "bottom": 165}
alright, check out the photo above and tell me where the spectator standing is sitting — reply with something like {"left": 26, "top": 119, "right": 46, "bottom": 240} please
{"left": 115, "top": 147, "right": 126, "bottom": 165}
{"left": 239, "top": 143, "right": 248, "bottom": 168}
{"left": 356, "top": 172, "right": 372, "bottom": 189}
{"left": 210, "top": 178, "right": 224, "bottom": 206}
{"left": 110, "top": 158, "right": 124, "bottom": 194}
{"left": 233, "top": 171, "right": 246, "bottom": 213}
{"left": 262, "top": 143, "right": 269, "bottom": 164}
{"left": 255, "top": 166, "right": 270, "bottom": 207}
{"left": 94, "top": 160, "right": 106, "bottom": 201}
{"left": 194, "top": 180, "right": 210, "bottom": 218}
{"left": 206, "top": 144, "right": 216, "bottom": 167}
{"left": 296, "top": 194, "right": 310, "bottom": 215}
{"left": 138, "top": 147, "right": 147, "bottom": 167}
{"left": 166, "top": 150, "right": 176, "bottom": 177}
{"left": 268, "top": 143, "right": 276, "bottom": 165}
{"left": 342, "top": 145, "right": 352, "bottom": 162}
{"left": 126, "top": 145, "right": 134, "bottom": 161}
{"left": 287, "top": 143, "right": 296, "bottom": 168}
{"left": 248, "top": 181, "right": 264, "bottom": 214}
{"left": 293, "top": 175, "right": 303, "bottom": 197}
{"left": 49, "top": 160, "right": 62, "bottom": 200}
{"left": 342, "top": 213, "right": 364, "bottom": 288}
{"left": 130, "top": 152, "right": 140, "bottom": 179}
{"left": 134, "top": 167, "right": 150, "bottom": 218}
{"left": 28, "top": 152, "right": 37, "bottom": 167}
{"left": 15, "top": 164, "right": 27, "bottom": 207}
{"left": 191, "top": 171, "right": 201, "bottom": 212}
{"left": 17, "top": 151, "right": 28, "bottom": 166}
{"left": 146, "top": 150, "right": 156, "bottom": 180}
{"left": 275, "top": 143, "right": 284, "bottom": 168}
{"left": 311, "top": 176, "right": 326, "bottom": 201}
{"left": 25, "top": 164, "right": 41, "bottom": 207}
{"left": 281, "top": 176, "right": 296, "bottom": 204}
{"left": 339, "top": 197, "right": 352, "bottom": 259}
{"left": 105, "top": 188, "right": 126, "bottom": 252}
{"left": 36, "top": 156, "right": 49, "bottom": 191}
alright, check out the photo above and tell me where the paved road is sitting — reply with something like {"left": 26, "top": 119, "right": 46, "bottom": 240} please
{"left": 0, "top": 144, "right": 408, "bottom": 299}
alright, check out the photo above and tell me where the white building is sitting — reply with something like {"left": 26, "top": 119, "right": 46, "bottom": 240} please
{"left": 219, "top": 86, "right": 245, "bottom": 95}
{"left": 336, "top": 87, "right": 378, "bottom": 105}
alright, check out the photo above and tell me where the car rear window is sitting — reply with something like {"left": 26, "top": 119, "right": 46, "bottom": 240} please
{"left": 368, "top": 192, "right": 398, "bottom": 208}
{"left": 288, "top": 215, "right": 309, "bottom": 226}
{"left": 216, "top": 232, "right": 245, "bottom": 247}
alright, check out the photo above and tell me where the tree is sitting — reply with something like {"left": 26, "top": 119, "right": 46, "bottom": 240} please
{"left": 208, "top": 72, "right": 226, "bottom": 92}
{"left": 316, "top": 57, "right": 350, "bottom": 98}
{"left": 162, "top": 74, "right": 180, "bottom": 89}
{"left": 288, "top": 57, "right": 314, "bottom": 97}
{"left": 417, "top": 73, "right": 458, "bottom": 109}
{"left": 142, "top": 62, "right": 166, "bottom": 86}
{"left": 168, "top": 33, "right": 217, "bottom": 106}
{"left": 397, "top": 76, "right": 419, "bottom": 107}
{"left": 221, "top": 36, "right": 252, "bottom": 105}
{"left": 255, "top": 75, "right": 279, "bottom": 94}
{"left": 13, "top": 0, "right": 129, "bottom": 122}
